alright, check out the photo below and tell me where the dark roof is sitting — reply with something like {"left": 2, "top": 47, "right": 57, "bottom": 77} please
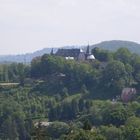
{"left": 56, "top": 49, "right": 82, "bottom": 58}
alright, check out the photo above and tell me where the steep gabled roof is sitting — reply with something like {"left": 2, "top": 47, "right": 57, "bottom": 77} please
{"left": 56, "top": 49, "right": 81, "bottom": 58}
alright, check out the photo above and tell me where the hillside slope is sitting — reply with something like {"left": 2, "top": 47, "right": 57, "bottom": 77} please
{"left": 0, "top": 48, "right": 58, "bottom": 63}
{"left": 91, "top": 40, "right": 140, "bottom": 53}
{"left": 0, "top": 40, "right": 140, "bottom": 63}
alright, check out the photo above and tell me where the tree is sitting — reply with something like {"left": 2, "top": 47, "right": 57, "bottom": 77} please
{"left": 133, "top": 61, "right": 140, "bottom": 88}
{"left": 123, "top": 116, "right": 140, "bottom": 140}
{"left": 114, "top": 48, "right": 131, "bottom": 64}
{"left": 99, "top": 125, "right": 123, "bottom": 140}
{"left": 17, "top": 63, "right": 26, "bottom": 86}
{"left": 71, "top": 99, "right": 79, "bottom": 118}
{"left": 125, "top": 63, "right": 134, "bottom": 86}
{"left": 79, "top": 98, "right": 85, "bottom": 112}
{"left": 31, "top": 56, "right": 42, "bottom": 78}
{"left": 0, "top": 116, "right": 18, "bottom": 140}
{"left": 103, "top": 104, "right": 132, "bottom": 126}
{"left": 83, "top": 119, "right": 92, "bottom": 130}
{"left": 61, "top": 87, "right": 69, "bottom": 98}
{"left": 92, "top": 47, "right": 113, "bottom": 62}
{"left": 45, "top": 122, "right": 70, "bottom": 139}
{"left": 62, "top": 129, "right": 105, "bottom": 140}
{"left": 102, "top": 60, "right": 127, "bottom": 97}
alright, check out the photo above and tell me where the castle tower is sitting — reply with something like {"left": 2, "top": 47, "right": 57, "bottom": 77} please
{"left": 86, "top": 44, "right": 90, "bottom": 54}
{"left": 86, "top": 44, "right": 95, "bottom": 60}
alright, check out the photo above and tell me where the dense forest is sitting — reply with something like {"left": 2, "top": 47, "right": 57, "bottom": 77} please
{"left": 1, "top": 47, "right": 140, "bottom": 139}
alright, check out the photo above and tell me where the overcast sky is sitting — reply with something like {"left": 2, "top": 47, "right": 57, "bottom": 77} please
{"left": 0, "top": 0, "right": 140, "bottom": 54}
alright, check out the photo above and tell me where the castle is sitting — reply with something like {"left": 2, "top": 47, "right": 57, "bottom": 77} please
{"left": 51, "top": 45, "right": 95, "bottom": 61}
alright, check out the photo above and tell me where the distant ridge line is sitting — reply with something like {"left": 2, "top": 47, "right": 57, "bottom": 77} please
{"left": 0, "top": 40, "right": 140, "bottom": 63}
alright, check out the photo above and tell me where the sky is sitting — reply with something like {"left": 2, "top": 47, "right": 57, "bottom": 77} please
{"left": 0, "top": 0, "right": 140, "bottom": 55}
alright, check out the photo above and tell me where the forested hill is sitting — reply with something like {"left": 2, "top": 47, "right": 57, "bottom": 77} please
{"left": 1, "top": 47, "right": 140, "bottom": 139}
{"left": 0, "top": 48, "right": 58, "bottom": 63}
{"left": 1, "top": 40, "right": 140, "bottom": 63}
{"left": 91, "top": 40, "right": 140, "bottom": 53}
{"left": 0, "top": 46, "right": 77, "bottom": 63}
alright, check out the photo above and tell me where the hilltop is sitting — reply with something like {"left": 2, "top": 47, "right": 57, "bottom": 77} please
{"left": 0, "top": 40, "right": 140, "bottom": 63}
{"left": 90, "top": 40, "right": 140, "bottom": 53}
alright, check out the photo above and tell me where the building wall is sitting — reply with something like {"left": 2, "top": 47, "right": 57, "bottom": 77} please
{"left": 78, "top": 52, "right": 86, "bottom": 61}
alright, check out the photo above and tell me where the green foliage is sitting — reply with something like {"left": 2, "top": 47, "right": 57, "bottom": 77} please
{"left": 30, "top": 47, "right": 140, "bottom": 100}
{"left": 103, "top": 104, "right": 132, "bottom": 126}
{"left": 100, "top": 61, "right": 127, "bottom": 97}
{"left": 83, "top": 119, "right": 92, "bottom": 130}
{"left": 62, "top": 129, "right": 105, "bottom": 140}
{"left": 45, "top": 122, "right": 70, "bottom": 139}
{"left": 114, "top": 48, "right": 132, "bottom": 64}
{"left": 0, "top": 63, "right": 29, "bottom": 85}
{"left": 99, "top": 125, "right": 123, "bottom": 140}
{"left": 123, "top": 116, "right": 140, "bottom": 140}
{"left": 1, "top": 47, "right": 140, "bottom": 139}
{"left": 0, "top": 86, "right": 53, "bottom": 139}
{"left": 92, "top": 47, "right": 113, "bottom": 62}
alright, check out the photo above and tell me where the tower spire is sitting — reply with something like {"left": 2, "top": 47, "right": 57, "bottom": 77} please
{"left": 86, "top": 44, "right": 90, "bottom": 54}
